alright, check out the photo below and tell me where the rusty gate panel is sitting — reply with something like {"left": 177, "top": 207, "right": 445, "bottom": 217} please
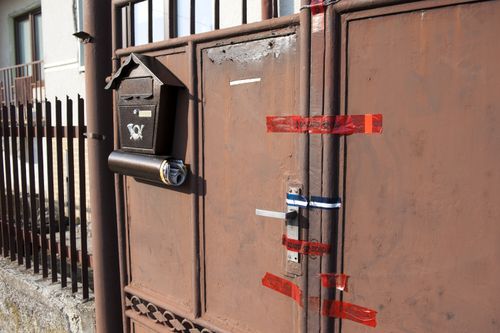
{"left": 108, "top": 1, "right": 500, "bottom": 332}
{"left": 339, "top": 1, "right": 500, "bottom": 332}
{"left": 200, "top": 34, "right": 301, "bottom": 333}
{"left": 116, "top": 25, "right": 306, "bottom": 332}
{"left": 125, "top": 50, "right": 195, "bottom": 313}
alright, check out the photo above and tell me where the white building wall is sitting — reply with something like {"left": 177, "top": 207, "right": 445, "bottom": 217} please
{"left": 0, "top": 0, "right": 85, "bottom": 101}
{"left": 40, "top": 0, "right": 85, "bottom": 103}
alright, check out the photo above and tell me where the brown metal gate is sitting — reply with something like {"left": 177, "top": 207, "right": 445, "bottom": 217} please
{"left": 336, "top": 1, "right": 500, "bottom": 332}
{"left": 112, "top": 16, "right": 310, "bottom": 333}
{"left": 108, "top": 0, "right": 500, "bottom": 332}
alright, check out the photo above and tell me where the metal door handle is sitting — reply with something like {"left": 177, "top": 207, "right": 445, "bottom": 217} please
{"left": 255, "top": 209, "right": 297, "bottom": 220}
{"left": 255, "top": 206, "right": 300, "bottom": 263}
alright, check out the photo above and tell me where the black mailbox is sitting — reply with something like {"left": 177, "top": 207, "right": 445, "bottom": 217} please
{"left": 105, "top": 53, "right": 184, "bottom": 155}
{"left": 106, "top": 53, "right": 188, "bottom": 187}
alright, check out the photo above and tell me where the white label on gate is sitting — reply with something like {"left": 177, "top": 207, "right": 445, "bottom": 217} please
{"left": 230, "top": 77, "right": 261, "bottom": 86}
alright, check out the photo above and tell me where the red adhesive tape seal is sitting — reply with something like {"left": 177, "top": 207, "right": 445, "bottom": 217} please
{"left": 262, "top": 273, "right": 377, "bottom": 328}
{"left": 282, "top": 235, "right": 331, "bottom": 256}
{"left": 310, "top": 0, "right": 326, "bottom": 14}
{"left": 322, "top": 300, "right": 377, "bottom": 328}
{"left": 320, "top": 273, "right": 350, "bottom": 291}
{"left": 266, "top": 114, "right": 383, "bottom": 135}
{"left": 262, "top": 272, "right": 302, "bottom": 306}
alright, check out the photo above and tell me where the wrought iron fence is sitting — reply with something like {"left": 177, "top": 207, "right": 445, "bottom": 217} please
{"left": 0, "top": 61, "right": 44, "bottom": 106}
{"left": 0, "top": 97, "right": 91, "bottom": 299}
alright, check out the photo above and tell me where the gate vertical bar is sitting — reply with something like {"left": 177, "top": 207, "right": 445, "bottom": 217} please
{"left": 2, "top": 106, "right": 16, "bottom": 261}
{"left": 321, "top": 5, "right": 340, "bottom": 332}
{"left": 10, "top": 104, "right": 23, "bottom": 264}
{"left": 55, "top": 98, "right": 67, "bottom": 287}
{"left": 188, "top": 41, "right": 200, "bottom": 318}
{"left": 262, "top": 0, "right": 272, "bottom": 19}
{"left": 19, "top": 105, "right": 31, "bottom": 268}
{"left": 45, "top": 100, "right": 58, "bottom": 281}
{"left": 242, "top": 0, "right": 248, "bottom": 24}
{"left": 272, "top": 0, "right": 278, "bottom": 17}
{"left": 66, "top": 97, "right": 78, "bottom": 293}
{"left": 84, "top": 0, "right": 122, "bottom": 330}
{"left": 0, "top": 106, "right": 8, "bottom": 257}
{"left": 190, "top": 0, "right": 195, "bottom": 35}
{"left": 214, "top": 0, "right": 220, "bottom": 29}
{"left": 77, "top": 95, "right": 89, "bottom": 299}
{"left": 299, "top": 0, "right": 311, "bottom": 332}
{"left": 26, "top": 103, "right": 39, "bottom": 272}
{"left": 112, "top": 3, "right": 130, "bottom": 330}
{"left": 36, "top": 101, "right": 48, "bottom": 277}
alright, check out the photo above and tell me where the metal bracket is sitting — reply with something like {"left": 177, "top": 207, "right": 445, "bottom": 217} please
{"left": 285, "top": 205, "right": 299, "bottom": 262}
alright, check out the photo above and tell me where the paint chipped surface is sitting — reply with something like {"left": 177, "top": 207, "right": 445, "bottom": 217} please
{"left": 206, "top": 34, "right": 297, "bottom": 65}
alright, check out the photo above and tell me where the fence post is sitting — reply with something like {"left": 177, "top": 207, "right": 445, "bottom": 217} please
{"left": 84, "top": 0, "right": 122, "bottom": 332}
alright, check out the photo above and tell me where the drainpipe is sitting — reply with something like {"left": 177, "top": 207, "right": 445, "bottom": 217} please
{"left": 83, "top": 0, "right": 123, "bottom": 332}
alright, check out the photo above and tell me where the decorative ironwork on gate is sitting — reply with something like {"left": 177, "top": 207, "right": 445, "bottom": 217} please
{"left": 125, "top": 293, "right": 215, "bottom": 333}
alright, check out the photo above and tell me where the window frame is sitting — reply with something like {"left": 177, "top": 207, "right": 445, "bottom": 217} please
{"left": 14, "top": 7, "right": 42, "bottom": 65}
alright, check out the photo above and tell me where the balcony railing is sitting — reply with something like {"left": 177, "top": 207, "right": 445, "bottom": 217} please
{"left": 0, "top": 61, "right": 44, "bottom": 106}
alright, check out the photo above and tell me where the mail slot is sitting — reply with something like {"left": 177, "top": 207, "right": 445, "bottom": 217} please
{"left": 105, "top": 52, "right": 184, "bottom": 155}
{"left": 108, "top": 150, "right": 187, "bottom": 187}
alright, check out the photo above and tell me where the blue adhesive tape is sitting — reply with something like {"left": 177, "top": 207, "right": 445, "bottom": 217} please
{"left": 286, "top": 193, "right": 341, "bottom": 209}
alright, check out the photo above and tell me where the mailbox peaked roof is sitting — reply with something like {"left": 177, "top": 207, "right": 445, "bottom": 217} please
{"left": 105, "top": 53, "right": 184, "bottom": 90}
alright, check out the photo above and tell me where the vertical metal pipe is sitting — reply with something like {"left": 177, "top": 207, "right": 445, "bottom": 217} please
{"left": 188, "top": 40, "right": 201, "bottom": 318}
{"left": 111, "top": 2, "right": 130, "bottom": 331}
{"left": 299, "top": 1, "right": 311, "bottom": 332}
{"left": 84, "top": 0, "right": 122, "bottom": 331}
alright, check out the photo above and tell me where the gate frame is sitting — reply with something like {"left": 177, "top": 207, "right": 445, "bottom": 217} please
{"left": 106, "top": 0, "right": 479, "bottom": 332}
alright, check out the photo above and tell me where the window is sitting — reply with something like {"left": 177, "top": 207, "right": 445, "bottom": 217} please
{"left": 14, "top": 8, "right": 43, "bottom": 64}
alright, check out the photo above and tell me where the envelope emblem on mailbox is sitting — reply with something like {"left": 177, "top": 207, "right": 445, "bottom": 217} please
{"left": 127, "top": 123, "right": 145, "bottom": 141}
